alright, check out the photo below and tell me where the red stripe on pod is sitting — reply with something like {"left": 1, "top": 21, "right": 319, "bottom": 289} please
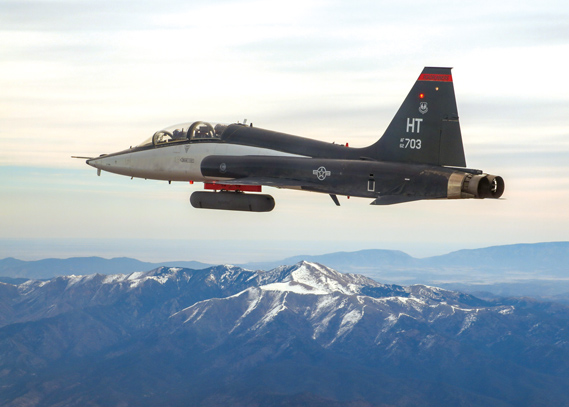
{"left": 204, "top": 183, "right": 262, "bottom": 192}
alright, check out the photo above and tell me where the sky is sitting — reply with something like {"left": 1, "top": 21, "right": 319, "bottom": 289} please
{"left": 1, "top": 0, "right": 569, "bottom": 264}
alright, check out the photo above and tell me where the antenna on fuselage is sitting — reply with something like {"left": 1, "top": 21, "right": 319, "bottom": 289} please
{"left": 237, "top": 119, "right": 251, "bottom": 127}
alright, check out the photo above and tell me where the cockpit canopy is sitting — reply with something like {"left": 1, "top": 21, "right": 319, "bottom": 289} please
{"left": 137, "top": 121, "right": 228, "bottom": 147}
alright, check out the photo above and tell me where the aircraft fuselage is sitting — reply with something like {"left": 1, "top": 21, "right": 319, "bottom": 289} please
{"left": 81, "top": 67, "right": 505, "bottom": 211}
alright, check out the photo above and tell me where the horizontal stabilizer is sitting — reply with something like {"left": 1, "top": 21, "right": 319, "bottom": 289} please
{"left": 370, "top": 196, "right": 428, "bottom": 205}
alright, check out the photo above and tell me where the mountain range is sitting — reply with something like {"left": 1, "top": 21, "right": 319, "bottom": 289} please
{"left": 1, "top": 261, "right": 569, "bottom": 406}
{"left": 0, "top": 256, "right": 211, "bottom": 280}
{"left": 3, "top": 241, "right": 569, "bottom": 298}
{"left": 246, "top": 241, "right": 569, "bottom": 282}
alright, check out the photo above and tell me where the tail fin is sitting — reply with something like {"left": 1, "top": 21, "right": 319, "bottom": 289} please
{"left": 368, "top": 67, "right": 466, "bottom": 167}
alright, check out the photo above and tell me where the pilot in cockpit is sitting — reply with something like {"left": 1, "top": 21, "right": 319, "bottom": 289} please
{"left": 214, "top": 124, "right": 227, "bottom": 138}
{"left": 172, "top": 129, "right": 186, "bottom": 140}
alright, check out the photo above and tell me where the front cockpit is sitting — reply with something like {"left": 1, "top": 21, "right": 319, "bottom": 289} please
{"left": 136, "top": 121, "right": 228, "bottom": 148}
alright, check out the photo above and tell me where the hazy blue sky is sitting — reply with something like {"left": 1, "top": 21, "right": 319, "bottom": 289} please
{"left": 1, "top": 0, "right": 569, "bottom": 263}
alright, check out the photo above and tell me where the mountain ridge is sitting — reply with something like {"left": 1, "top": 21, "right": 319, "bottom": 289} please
{"left": 3, "top": 241, "right": 568, "bottom": 281}
{"left": 2, "top": 261, "right": 569, "bottom": 406}
{"left": 0, "top": 256, "right": 212, "bottom": 279}
{"left": 3, "top": 242, "right": 569, "bottom": 299}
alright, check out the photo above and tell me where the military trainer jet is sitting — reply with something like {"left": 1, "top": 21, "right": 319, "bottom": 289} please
{"left": 77, "top": 67, "right": 504, "bottom": 212}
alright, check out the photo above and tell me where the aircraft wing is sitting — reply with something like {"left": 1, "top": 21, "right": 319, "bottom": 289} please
{"left": 212, "top": 177, "right": 308, "bottom": 188}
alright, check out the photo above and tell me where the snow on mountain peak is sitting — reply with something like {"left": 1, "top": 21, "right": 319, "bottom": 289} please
{"left": 98, "top": 267, "right": 187, "bottom": 289}
{"left": 289, "top": 262, "right": 355, "bottom": 294}
{"left": 255, "top": 261, "right": 384, "bottom": 296}
{"left": 260, "top": 281, "right": 329, "bottom": 295}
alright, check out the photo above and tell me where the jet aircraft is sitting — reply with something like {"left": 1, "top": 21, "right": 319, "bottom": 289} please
{"left": 77, "top": 67, "right": 504, "bottom": 212}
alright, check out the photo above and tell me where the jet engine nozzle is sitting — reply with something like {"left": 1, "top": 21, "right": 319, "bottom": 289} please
{"left": 448, "top": 173, "right": 505, "bottom": 199}
{"left": 486, "top": 175, "right": 505, "bottom": 198}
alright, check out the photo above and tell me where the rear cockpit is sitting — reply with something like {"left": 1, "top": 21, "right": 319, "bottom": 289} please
{"left": 137, "top": 121, "right": 228, "bottom": 147}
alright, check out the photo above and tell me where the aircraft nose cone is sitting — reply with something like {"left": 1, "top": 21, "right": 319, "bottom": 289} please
{"left": 86, "top": 156, "right": 104, "bottom": 169}
{"left": 86, "top": 157, "right": 105, "bottom": 176}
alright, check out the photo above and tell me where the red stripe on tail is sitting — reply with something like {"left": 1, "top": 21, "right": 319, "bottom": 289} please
{"left": 418, "top": 73, "right": 452, "bottom": 82}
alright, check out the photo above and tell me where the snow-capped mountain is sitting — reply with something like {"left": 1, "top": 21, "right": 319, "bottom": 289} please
{"left": 1, "top": 261, "right": 569, "bottom": 407}
{"left": 170, "top": 261, "right": 499, "bottom": 350}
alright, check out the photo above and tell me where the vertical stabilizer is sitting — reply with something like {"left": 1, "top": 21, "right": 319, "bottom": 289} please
{"left": 368, "top": 67, "right": 466, "bottom": 167}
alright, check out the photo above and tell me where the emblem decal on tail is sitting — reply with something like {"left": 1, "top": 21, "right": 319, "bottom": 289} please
{"left": 419, "top": 102, "right": 428, "bottom": 114}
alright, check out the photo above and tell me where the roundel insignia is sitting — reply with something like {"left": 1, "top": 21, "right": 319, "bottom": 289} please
{"left": 313, "top": 166, "right": 331, "bottom": 181}
{"left": 219, "top": 163, "right": 227, "bottom": 173}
